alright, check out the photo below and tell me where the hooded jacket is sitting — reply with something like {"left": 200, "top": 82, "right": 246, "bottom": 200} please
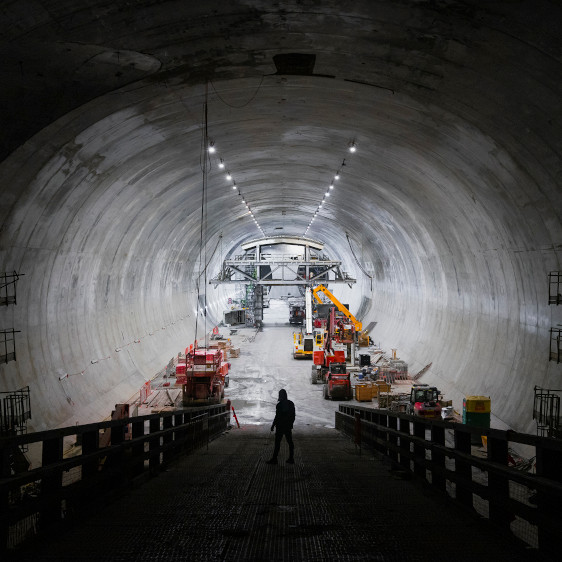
{"left": 272, "top": 389, "right": 295, "bottom": 431}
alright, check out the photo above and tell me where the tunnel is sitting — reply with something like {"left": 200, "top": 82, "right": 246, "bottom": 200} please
{"left": 1, "top": 2, "right": 561, "bottom": 559}
{"left": 1, "top": 0, "right": 560, "bottom": 436}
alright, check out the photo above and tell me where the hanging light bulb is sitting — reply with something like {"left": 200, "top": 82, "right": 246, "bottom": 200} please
{"left": 348, "top": 141, "right": 356, "bottom": 153}
{"left": 226, "top": 172, "right": 232, "bottom": 180}
{"left": 232, "top": 182, "right": 237, "bottom": 190}
{"left": 329, "top": 183, "right": 334, "bottom": 189}
{"left": 208, "top": 142, "right": 216, "bottom": 154}
{"left": 334, "top": 173, "right": 340, "bottom": 180}
{"left": 325, "top": 191, "right": 330, "bottom": 197}
{"left": 218, "top": 158, "right": 225, "bottom": 169}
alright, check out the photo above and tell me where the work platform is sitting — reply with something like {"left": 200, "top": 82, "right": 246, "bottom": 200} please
{"left": 11, "top": 426, "right": 541, "bottom": 562}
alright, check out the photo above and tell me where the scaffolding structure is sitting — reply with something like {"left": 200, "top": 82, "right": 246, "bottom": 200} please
{"left": 550, "top": 328, "right": 562, "bottom": 363}
{"left": 0, "top": 329, "right": 21, "bottom": 364}
{"left": 0, "top": 386, "right": 31, "bottom": 447}
{"left": 0, "top": 271, "right": 23, "bottom": 306}
{"left": 533, "top": 386, "right": 561, "bottom": 438}
{"left": 549, "top": 271, "right": 561, "bottom": 305}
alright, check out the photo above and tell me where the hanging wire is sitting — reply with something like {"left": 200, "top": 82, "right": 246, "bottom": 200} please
{"left": 194, "top": 84, "right": 211, "bottom": 348}
{"left": 346, "top": 232, "right": 373, "bottom": 291}
{"left": 197, "top": 233, "right": 223, "bottom": 280}
{"left": 209, "top": 75, "right": 264, "bottom": 108}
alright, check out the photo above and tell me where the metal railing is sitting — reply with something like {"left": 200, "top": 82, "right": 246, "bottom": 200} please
{"left": 336, "top": 404, "right": 562, "bottom": 559}
{"left": 0, "top": 403, "right": 230, "bottom": 552}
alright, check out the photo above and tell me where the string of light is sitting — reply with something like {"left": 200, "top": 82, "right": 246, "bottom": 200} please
{"left": 207, "top": 141, "right": 265, "bottom": 236}
{"left": 304, "top": 140, "right": 357, "bottom": 236}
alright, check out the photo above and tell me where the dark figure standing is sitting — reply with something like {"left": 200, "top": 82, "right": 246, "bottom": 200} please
{"left": 266, "top": 389, "right": 295, "bottom": 464}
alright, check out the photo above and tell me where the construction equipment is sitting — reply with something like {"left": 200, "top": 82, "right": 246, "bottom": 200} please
{"left": 312, "top": 285, "right": 362, "bottom": 331}
{"left": 322, "top": 362, "right": 353, "bottom": 400}
{"left": 293, "top": 287, "right": 315, "bottom": 359}
{"left": 407, "top": 384, "right": 442, "bottom": 418}
{"left": 293, "top": 331, "right": 315, "bottom": 359}
{"left": 311, "top": 305, "right": 347, "bottom": 382}
{"left": 312, "top": 285, "right": 365, "bottom": 364}
{"left": 176, "top": 346, "right": 229, "bottom": 405}
{"left": 289, "top": 303, "right": 305, "bottom": 325}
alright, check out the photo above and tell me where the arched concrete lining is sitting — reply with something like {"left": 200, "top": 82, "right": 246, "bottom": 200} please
{"left": 0, "top": 2, "right": 560, "bottom": 434}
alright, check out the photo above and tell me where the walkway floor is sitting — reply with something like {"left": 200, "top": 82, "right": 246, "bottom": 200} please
{"left": 12, "top": 425, "right": 542, "bottom": 562}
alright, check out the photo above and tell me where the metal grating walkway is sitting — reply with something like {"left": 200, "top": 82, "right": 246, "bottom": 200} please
{"left": 11, "top": 426, "right": 541, "bottom": 561}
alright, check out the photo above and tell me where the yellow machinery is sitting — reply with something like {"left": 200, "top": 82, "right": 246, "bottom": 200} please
{"left": 312, "top": 285, "right": 362, "bottom": 331}
{"left": 293, "top": 332, "right": 314, "bottom": 359}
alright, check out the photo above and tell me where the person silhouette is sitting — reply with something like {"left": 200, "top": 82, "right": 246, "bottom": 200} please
{"left": 266, "top": 389, "right": 295, "bottom": 464}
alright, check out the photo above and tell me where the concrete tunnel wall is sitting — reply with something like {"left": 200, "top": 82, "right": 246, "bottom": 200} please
{"left": 0, "top": 1, "right": 561, "bottom": 436}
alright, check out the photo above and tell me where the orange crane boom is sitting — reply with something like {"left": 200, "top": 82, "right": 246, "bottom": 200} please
{"left": 312, "top": 285, "right": 362, "bottom": 331}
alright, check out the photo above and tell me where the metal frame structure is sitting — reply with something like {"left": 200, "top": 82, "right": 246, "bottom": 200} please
{"left": 0, "top": 272, "right": 23, "bottom": 307}
{"left": 549, "top": 328, "right": 561, "bottom": 363}
{"left": 0, "top": 329, "right": 21, "bottom": 364}
{"left": 210, "top": 236, "right": 355, "bottom": 288}
{"left": 533, "top": 386, "right": 561, "bottom": 437}
{"left": 0, "top": 387, "right": 31, "bottom": 438}
{"left": 548, "top": 271, "right": 561, "bottom": 305}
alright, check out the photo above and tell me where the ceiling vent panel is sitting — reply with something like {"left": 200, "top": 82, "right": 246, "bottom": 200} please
{"left": 273, "top": 53, "right": 316, "bottom": 75}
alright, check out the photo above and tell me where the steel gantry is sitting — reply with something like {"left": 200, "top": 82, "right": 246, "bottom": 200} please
{"left": 209, "top": 236, "right": 356, "bottom": 288}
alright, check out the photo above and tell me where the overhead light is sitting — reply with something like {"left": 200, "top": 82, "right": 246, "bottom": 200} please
{"left": 329, "top": 183, "right": 334, "bottom": 189}
{"left": 348, "top": 141, "right": 356, "bottom": 153}
{"left": 208, "top": 142, "right": 216, "bottom": 154}
{"left": 334, "top": 173, "right": 340, "bottom": 180}
{"left": 325, "top": 191, "right": 330, "bottom": 197}
{"left": 226, "top": 172, "right": 232, "bottom": 180}
{"left": 232, "top": 183, "right": 237, "bottom": 190}
{"left": 219, "top": 159, "right": 225, "bottom": 169}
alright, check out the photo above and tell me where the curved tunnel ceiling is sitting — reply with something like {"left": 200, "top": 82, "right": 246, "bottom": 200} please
{"left": 0, "top": 1, "right": 560, "bottom": 433}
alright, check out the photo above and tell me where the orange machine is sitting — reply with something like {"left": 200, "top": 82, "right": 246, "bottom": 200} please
{"left": 177, "top": 347, "right": 229, "bottom": 405}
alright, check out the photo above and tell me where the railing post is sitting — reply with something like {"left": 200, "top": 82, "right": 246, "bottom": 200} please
{"left": 109, "top": 420, "right": 125, "bottom": 485}
{"left": 535, "top": 440, "right": 562, "bottom": 557}
{"left": 430, "top": 424, "right": 446, "bottom": 491}
{"left": 373, "top": 411, "right": 386, "bottom": 454}
{"left": 173, "top": 412, "right": 184, "bottom": 457}
{"left": 412, "top": 419, "right": 426, "bottom": 477}
{"left": 454, "top": 427, "right": 473, "bottom": 509}
{"left": 41, "top": 435, "right": 64, "bottom": 527}
{"left": 149, "top": 417, "right": 161, "bottom": 474}
{"left": 81, "top": 428, "right": 99, "bottom": 480}
{"left": 130, "top": 418, "right": 145, "bottom": 478}
{"left": 0, "top": 442, "right": 10, "bottom": 552}
{"left": 398, "top": 416, "right": 410, "bottom": 470}
{"left": 387, "top": 414, "right": 398, "bottom": 462}
{"left": 354, "top": 412, "right": 362, "bottom": 451}
{"left": 162, "top": 414, "right": 173, "bottom": 465}
{"left": 487, "top": 434, "right": 510, "bottom": 530}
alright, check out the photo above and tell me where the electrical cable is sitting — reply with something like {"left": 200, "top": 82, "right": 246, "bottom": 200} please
{"left": 209, "top": 75, "right": 264, "bottom": 108}
{"left": 194, "top": 84, "right": 210, "bottom": 347}
{"left": 197, "top": 233, "right": 223, "bottom": 279}
{"left": 346, "top": 232, "right": 373, "bottom": 291}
